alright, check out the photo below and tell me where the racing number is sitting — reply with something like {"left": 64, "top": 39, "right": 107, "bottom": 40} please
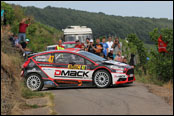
{"left": 48, "top": 56, "right": 54, "bottom": 63}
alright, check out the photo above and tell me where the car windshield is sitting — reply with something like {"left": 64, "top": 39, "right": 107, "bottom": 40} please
{"left": 47, "top": 46, "right": 56, "bottom": 51}
{"left": 65, "top": 35, "right": 76, "bottom": 41}
{"left": 64, "top": 44, "right": 76, "bottom": 48}
{"left": 78, "top": 51, "right": 106, "bottom": 62}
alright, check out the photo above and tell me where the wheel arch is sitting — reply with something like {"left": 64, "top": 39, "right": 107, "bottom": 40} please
{"left": 92, "top": 67, "right": 113, "bottom": 85}
{"left": 25, "top": 72, "right": 42, "bottom": 80}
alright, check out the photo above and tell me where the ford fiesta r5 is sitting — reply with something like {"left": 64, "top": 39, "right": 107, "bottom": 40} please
{"left": 21, "top": 49, "right": 135, "bottom": 91}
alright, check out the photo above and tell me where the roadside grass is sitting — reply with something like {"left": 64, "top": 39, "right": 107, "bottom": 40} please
{"left": 135, "top": 73, "right": 173, "bottom": 88}
{"left": 135, "top": 74, "right": 164, "bottom": 86}
{"left": 20, "top": 82, "right": 57, "bottom": 114}
{"left": 21, "top": 83, "right": 46, "bottom": 99}
{"left": 20, "top": 103, "right": 47, "bottom": 109}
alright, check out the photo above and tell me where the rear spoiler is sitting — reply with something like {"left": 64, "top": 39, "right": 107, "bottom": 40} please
{"left": 27, "top": 52, "right": 37, "bottom": 58}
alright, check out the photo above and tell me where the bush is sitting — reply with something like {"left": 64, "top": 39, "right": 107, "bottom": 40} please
{"left": 1, "top": 2, "right": 15, "bottom": 25}
{"left": 148, "top": 28, "right": 173, "bottom": 82}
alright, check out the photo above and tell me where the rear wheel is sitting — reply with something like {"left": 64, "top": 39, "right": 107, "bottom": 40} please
{"left": 26, "top": 73, "right": 44, "bottom": 91}
{"left": 93, "top": 70, "right": 111, "bottom": 88}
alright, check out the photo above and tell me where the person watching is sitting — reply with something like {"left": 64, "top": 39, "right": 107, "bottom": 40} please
{"left": 18, "top": 17, "right": 31, "bottom": 43}
{"left": 101, "top": 37, "right": 109, "bottom": 59}
{"left": 55, "top": 39, "right": 65, "bottom": 50}
{"left": 112, "top": 37, "right": 122, "bottom": 60}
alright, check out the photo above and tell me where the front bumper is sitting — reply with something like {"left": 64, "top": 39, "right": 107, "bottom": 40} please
{"left": 111, "top": 68, "right": 135, "bottom": 85}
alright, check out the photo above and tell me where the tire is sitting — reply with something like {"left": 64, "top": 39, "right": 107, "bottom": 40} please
{"left": 93, "top": 70, "right": 111, "bottom": 88}
{"left": 26, "top": 73, "right": 44, "bottom": 91}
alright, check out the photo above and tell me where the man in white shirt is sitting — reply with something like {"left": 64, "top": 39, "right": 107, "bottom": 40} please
{"left": 106, "top": 36, "right": 113, "bottom": 53}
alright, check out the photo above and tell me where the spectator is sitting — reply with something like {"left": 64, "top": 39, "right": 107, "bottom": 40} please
{"left": 101, "top": 37, "right": 109, "bottom": 59}
{"left": 14, "top": 35, "right": 25, "bottom": 53}
{"left": 1, "top": 9, "right": 4, "bottom": 24}
{"left": 107, "top": 48, "right": 113, "bottom": 60}
{"left": 86, "top": 39, "right": 95, "bottom": 54}
{"left": 112, "top": 37, "right": 122, "bottom": 60}
{"left": 129, "top": 53, "right": 136, "bottom": 68}
{"left": 94, "top": 38, "right": 103, "bottom": 57}
{"left": 75, "top": 40, "right": 82, "bottom": 48}
{"left": 84, "top": 38, "right": 90, "bottom": 51}
{"left": 55, "top": 39, "right": 65, "bottom": 50}
{"left": 106, "top": 36, "right": 113, "bottom": 53}
{"left": 114, "top": 51, "right": 123, "bottom": 62}
{"left": 20, "top": 39, "right": 31, "bottom": 51}
{"left": 18, "top": 17, "right": 31, "bottom": 44}
{"left": 122, "top": 56, "right": 127, "bottom": 64}
{"left": 81, "top": 43, "right": 85, "bottom": 51}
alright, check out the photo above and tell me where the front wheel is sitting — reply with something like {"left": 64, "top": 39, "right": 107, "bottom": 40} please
{"left": 93, "top": 70, "right": 111, "bottom": 88}
{"left": 26, "top": 73, "right": 44, "bottom": 91}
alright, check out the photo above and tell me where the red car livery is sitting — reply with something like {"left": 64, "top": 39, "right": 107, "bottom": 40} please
{"left": 21, "top": 48, "right": 135, "bottom": 91}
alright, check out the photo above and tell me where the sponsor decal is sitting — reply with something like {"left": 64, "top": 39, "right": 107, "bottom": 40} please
{"left": 48, "top": 56, "right": 54, "bottom": 63}
{"left": 68, "top": 64, "right": 86, "bottom": 70}
{"left": 42, "top": 68, "right": 53, "bottom": 71}
{"left": 27, "top": 68, "right": 41, "bottom": 73}
{"left": 54, "top": 70, "right": 89, "bottom": 78}
{"left": 39, "top": 64, "right": 53, "bottom": 67}
{"left": 35, "top": 55, "right": 50, "bottom": 62}
{"left": 114, "top": 74, "right": 127, "bottom": 78}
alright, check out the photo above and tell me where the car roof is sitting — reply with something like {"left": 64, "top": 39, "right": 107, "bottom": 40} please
{"left": 47, "top": 45, "right": 57, "bottom": 47}
{"left": 63, "top": 41, "right": 76, "bottom": 44}
{"left": 29, "top": 48, "right": 81, "bottom": 58}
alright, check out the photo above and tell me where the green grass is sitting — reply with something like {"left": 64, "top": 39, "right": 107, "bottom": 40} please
{"left": 21, "top": 82, "right": 49, "bottom": 99}
{"left": 135, "top": 73, "right": 164, "bottom": 86}
{"left": 21, "top": 103, "right": 47, "bottom": 109}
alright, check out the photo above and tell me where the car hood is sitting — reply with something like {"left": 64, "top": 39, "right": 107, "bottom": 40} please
{"left": 102, "top": 60, "right": 132, "bottom": 69}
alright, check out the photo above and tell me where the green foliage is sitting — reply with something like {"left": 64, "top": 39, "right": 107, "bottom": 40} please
{"left": 1, "top": 2, "right": 15, "bottom": 25}
{"left": 26, "top": 22, "right": 62, "bottom": 52}
{"left": 127, "top": 34, "right": 147, "bottom": 72}
{"left": 23, "top": 6, "right": 173, "bottom": 44}
{"left": 148, "top": 28, "right": 173, "bottom": 82}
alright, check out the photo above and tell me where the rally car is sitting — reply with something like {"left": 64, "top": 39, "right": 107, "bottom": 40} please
{"left": 21, "top": 48, "right": 135, "bottom": 91}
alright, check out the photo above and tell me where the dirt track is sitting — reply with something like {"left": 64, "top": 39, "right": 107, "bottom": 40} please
{"left": 43, "top": 82, "right": 173, "bottom": 115}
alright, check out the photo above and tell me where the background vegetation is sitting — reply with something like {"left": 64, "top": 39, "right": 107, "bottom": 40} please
{"left": 22, "top": 5, "right": 173, "bottom": 44}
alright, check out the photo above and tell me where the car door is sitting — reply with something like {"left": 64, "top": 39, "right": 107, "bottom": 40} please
{"left": 53, "top": 52, "right": 93, "bottom": 87}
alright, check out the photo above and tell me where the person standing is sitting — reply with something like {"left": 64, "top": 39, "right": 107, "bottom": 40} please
{"left": 94, "top": 38, "right": 103, "bottom": 57}
{"left": 106, "top": 36, "right": 113, "bottom": 53}
{"left": 101, "top": 37, "right": 109, "bottom": 59}
{"left": 112, "top": 37, "right": 122, "bottom": 60}
{"left": 107, "top": 48, "right": 114, "bottom": 60}
{"left": 84, "top": 38, "right": 90, "bottom": 51}
{"left": 75, "top": 40, "right": 82, "bottom": 48}
{"left": 18, "top": 17, "right": 31, "bottom": 44}
{"left": 114, "top": 51, "right": 123, "bottom": 62}
{"left": 86, "top": 39, "right": 95, "bottom": 54}
{"left": 55, "top": 39, "right": 65, "bottom": 50}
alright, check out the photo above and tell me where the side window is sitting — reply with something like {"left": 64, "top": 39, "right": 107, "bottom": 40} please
{"left": 86, "top": 60, "right": 93, "bottom": 65}
{"left": 34, "top": 54, "right": 54, "bottom": 63}
{"left": 72, "top": 54, "right": 85, "bottom": 65}
{"left": 55, "top": 53, "right": 85, "bottom": 65}
{"left": 55, "top": 53, "right": 69, "bottom": 64}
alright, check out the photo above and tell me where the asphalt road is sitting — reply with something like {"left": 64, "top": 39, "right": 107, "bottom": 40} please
{"left": 44, "top": 82, "right": 173, "bottom": 115}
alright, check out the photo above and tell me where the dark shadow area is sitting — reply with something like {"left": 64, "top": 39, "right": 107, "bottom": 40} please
{"left": 42, "top": 83, "right": 135, "bottom": 91}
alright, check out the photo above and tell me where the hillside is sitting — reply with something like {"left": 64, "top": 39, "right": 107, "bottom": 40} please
{"left": 1, "top": 2, "right": 61, "bottom": 114}
{"left": 23, "top": 6, "right": 173, "bottom": 44}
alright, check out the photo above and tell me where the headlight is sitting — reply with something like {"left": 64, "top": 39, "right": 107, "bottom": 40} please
{"left": 110, "top": 65, "right": 124, "bottom": 70}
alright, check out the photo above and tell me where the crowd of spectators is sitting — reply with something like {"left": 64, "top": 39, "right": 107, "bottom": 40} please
{"left": 73, "top": 36, "right": 136, "bottom": 67}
